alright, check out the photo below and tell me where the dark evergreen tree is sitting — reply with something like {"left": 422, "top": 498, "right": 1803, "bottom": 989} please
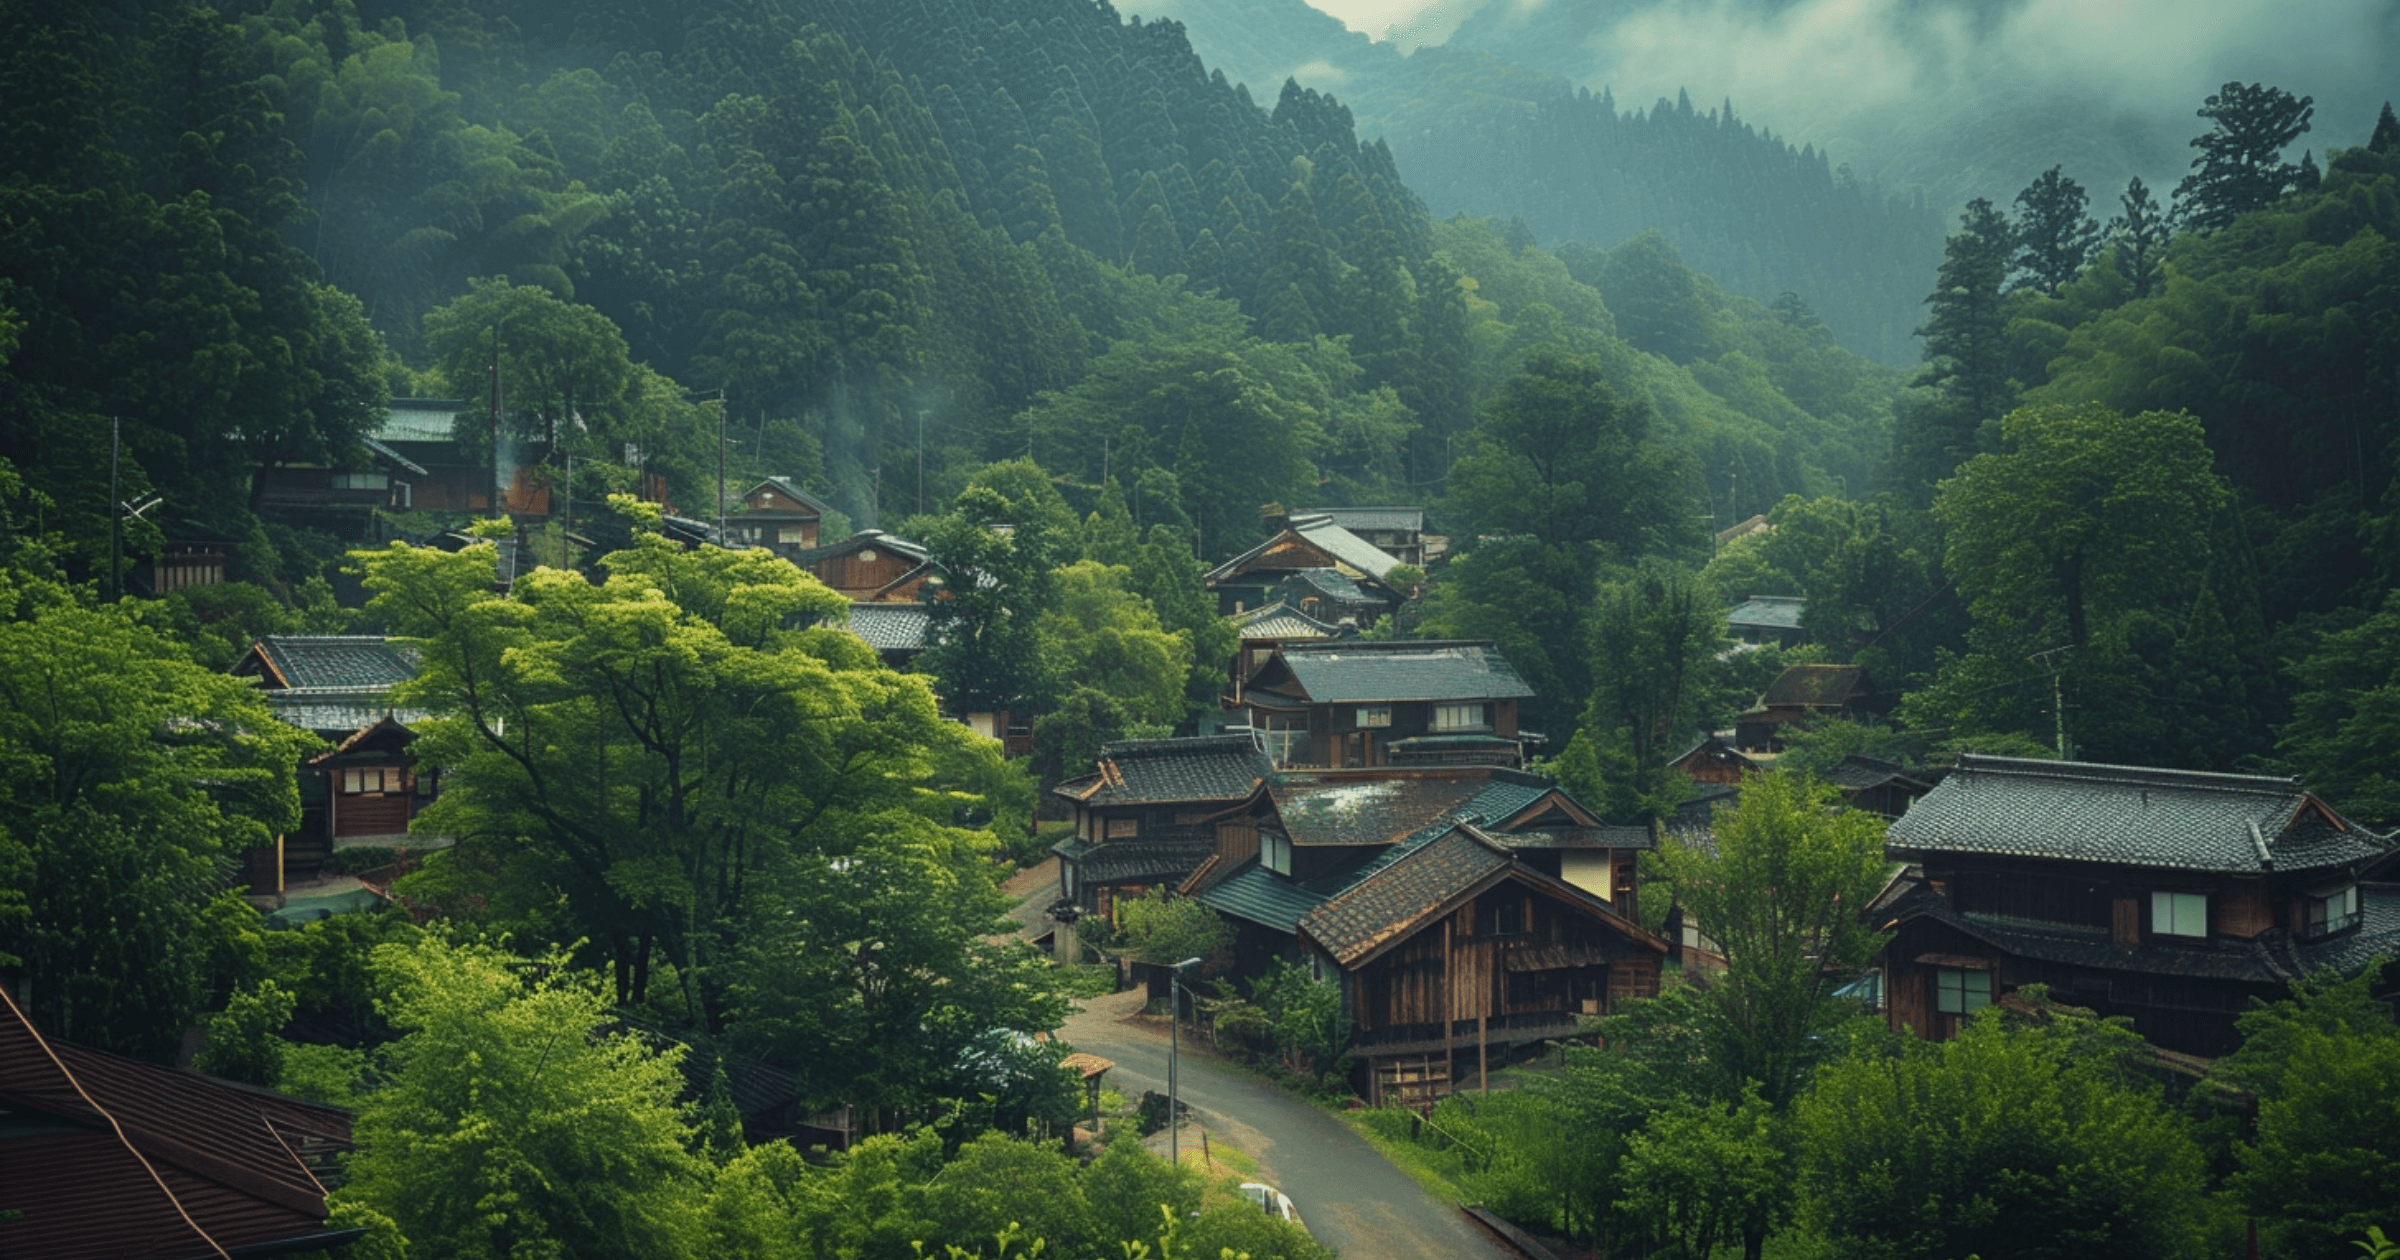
{"left": 2009, "top": 166, "right": 2100, "bottom": 294}
{"left": 1890, "top": 198, "right": 2015, "bottom": 494}
{"left": 2174, "top": 82, "right": 2314, "bottom": 232}
{"left": 2108, "top": 175, "right": 2169, "bottom": 300}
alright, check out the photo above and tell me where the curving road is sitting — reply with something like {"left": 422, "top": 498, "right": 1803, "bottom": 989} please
{"left": 1059, "top": 990, "right": 1512, "bottom": 1260}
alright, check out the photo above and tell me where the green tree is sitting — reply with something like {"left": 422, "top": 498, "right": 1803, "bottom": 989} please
{"left": 0, "top": 582, "right": 316, "bottom": 1059}
{"left": 1573, "top": 566, "right": 1730, "bottom": 822}
{"left": 1600, "top": 230, "right": 1716, "bottom": 363}
{"left": 2175, "top": 82, "right": 2315, "bottom": 232}
{"left": 918, "top": 460, "right": 1078, "bottom": 719}
{"left": 1793, "top": 1011, "right": 2207, "bottom": 1260}
{"left": 2011, "top": 166, "right": 2101, "bottom": 294}
{"left": 1030, "top": 560, "right": 1190, "bottom": 779}
{"left": 1113, "top": 887, "right": 1233, "bottom": 967}
{"left": 2109, "top": 176, "right": 2170, "bottom": 300}
{"left": 1892, "top": 197, "right": 2016, "bottom": 494}
{"left": 1446, "top": 346, "right": 1676, "bottom": 561}
{"left": 1616, "top": 1085, "right": 1787, "bottom": 1260}
{"left": 921, "top": 1133, "right": 1096, "bottom": 1258}
{"left": 339, "top": 935, "right": 708, "bottom": 1260}
{"left": 2221, "top": 968, "right": 2400, "bottom": 1260}
{"left": 2279, "top": 593, "right": 2400, "bottom": 827}
{"left": 1650, "top": 772, "right": 1889, "bottom": 1108}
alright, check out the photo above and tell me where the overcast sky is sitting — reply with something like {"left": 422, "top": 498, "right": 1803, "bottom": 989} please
{"left": 1304, "top": 0, "right": 1424, "bottom": 32}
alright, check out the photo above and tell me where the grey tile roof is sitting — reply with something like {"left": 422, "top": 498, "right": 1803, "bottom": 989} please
{"left": 1274, "top": 641, "right": 1534, "bottom": 704}
{"left": 844, "top": 602, "right": 929, "bottom": 652}
{"left": 1200, "top": 860, "right": 1330, "bottom": 932}
{"left": 1888, "top": 754, "right": 2395, "bottom": 875}
{"left": 250, "top": 636, "right": 417, "bottom": 691}
{"left": 265, "top": 689, "right": 425, "bottom": 736}
{"left": 1083, "top": 735, "right": 1273, "bottom": 806}
{"left": 1277, "top": 568, "right": 1377, "bottom": 605}
{"left": 1825, "top": 755, "right": 1931, "bottom": 793}
{"left": 374, "top": 399, "right": 465, "bottom": 443}
{"left": 1231, "top": 601, "right": 1342, "bottom": 640}
{"left": 1465, "top": 779, "right": 1553, "bottom": 825}
{"left": 1301, "top": 828, "right": 1510, "bottom": 963}
{"left": 1309, "top": 506, "right": 1424, "bottom": 535}
{"left": 1727, "top": 595, "right": 1805, "bottom": 631}
{"left": 1291, "top": 515, "right": 1401, "bottom": 579}
{"left": 1269, "top": 773, "right": 1492, "bottom": 846}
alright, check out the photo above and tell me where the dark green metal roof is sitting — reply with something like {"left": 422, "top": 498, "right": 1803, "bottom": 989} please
{"left": 1200, "top": 861, "right": 1329, "bottom": 932}
{"left": 1274, "top": 641, "right": 1533, "bottom": 704}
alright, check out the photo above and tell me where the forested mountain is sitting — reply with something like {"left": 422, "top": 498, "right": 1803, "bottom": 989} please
{"left": 0, "top": 0, "right": 1898, "bottom": 588}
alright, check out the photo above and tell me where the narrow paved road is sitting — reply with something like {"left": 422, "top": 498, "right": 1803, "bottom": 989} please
{"left": 1059, "top": 990, "right": 1511, "bottom": 1260}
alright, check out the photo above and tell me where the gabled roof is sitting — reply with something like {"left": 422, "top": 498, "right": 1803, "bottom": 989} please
{"left": 361, "top": 435, "right": 429, "bottom": 477}
{"left": 1268, "top": 772, "right": 1494, "bottom": 847}
{"left": 1298, "top": 825, "right": 1670, "bottom": 967}
{"left": 1200, "top": 859, "right": 1331, "bottom": 932}
{"left": 1205, "top": 514, "right": 1400, "bottom": 586}
{"left": 1759, "top": 663, "right": 1874, "bottom": 709}
{"left": 1667, "top": 734, "right": 1760, "bottom": 774}
{"left": 373, "top": 398, "right": 465, "bottom": 443}
{"left": 1275, "top": 567, "right": 1380, "bottom": 606}
{"left": 1886, "top": 754, "right": 2395, "bottom": 875}
{"left": 236, "top": 636, "right": 417, "bottom": 692}
{"left": 798, "top": 529, "right": 930, "bottom": 566}
{"left": 0, "top": 988, "right": 356, "bottom": 1259}
{"left": 1825, "top": 754, "right": 1931, "bottom": 794}
{"left": 741, "top": 477, "right": 831, "bottom": 516}
{"left": 1064, "top": 734, "right": 1274, "bottom": 807}
{"left": 844, "top": 601, "right": 930, "bottom": 652}
{"left": 1259, "top": 640, "right": 1533, "bottom": 705}
{"left": 264, "top": 690, "right": 426, "bottom": 737}
{"left": 1231, "top": 600, "right": 1343, "bottom": 641}
{"left": 1727, "top": 594, "right": 1804, "bottom": 632}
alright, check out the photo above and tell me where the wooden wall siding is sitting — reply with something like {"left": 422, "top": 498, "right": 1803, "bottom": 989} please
{"left": 815, "top": 553, "right": 917, "bottom": 596}
{"left": 1353, "top": 888, "right": 1641, "bottom": 1032}
{"left": 1607, "top": 955, "right": 1660, "bottom": 1004}
{"left": 2112, "top": 896, "right": 2141, "bottom": 946}
{"left": 1214, "top": 821, "right": 1259, "bottom": 870}
{"left": 334, "top": 779, "right": 412, "bottom": 837}
{"left": 2217, "top": 889, "right": 2274, "bottom": 938}
{"left": 1494, "top": 701, "right": 1518, "bottom": 738}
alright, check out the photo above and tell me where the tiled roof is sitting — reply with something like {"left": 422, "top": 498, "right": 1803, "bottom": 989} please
{"left": 1888, "top": 754, "right": 2395, "bottom": 875}
{"left": 1200, "top": 860, "right": 1330, "bottom": 932}
{"left": 245, "top": 636, "right": 417, "bottom": 691}
{"left": 2297, "top": 882, "right": 2400, "bottom": 973}
{"left": 1487, "top": 824, "right": 1656, "bottom": 852}
{"left": 1825, "top": 755, "right": 1931, "bottom": 793}
{"left": 844, "top": 602, "right": 930, "bottom": 652}
{"left": 374, "top": 398, "right": 464, "bottom": 443}
{"left": 1269, "top": 772, "right": 1492, "bottom": 846}
{"left": 1273, "top": 640, "right": 1534, "bottom": 704}
{"left": 796, "top": 529, "right": 930, "bottom": 565}
{"left": 1464, "top": 778, "right": 1553, "bottom": 825}
{"left": 1309, "top": 506, "right": 1424, "bottom": 535}
{"left": 1231, "top": 601, "right": 1343, "bottom": 640}
{"left": 265, "top": 691, "right": 424, "bottom": 736}
{"left": 1276, "top": 568, "right": 1379, "bottom": 605}
{"left": 1, "top": 992, "right": 351, "bottom": 1259}
{"left": 1291, "top": 515, "right": 1402, "bottom": 579}
{"left": 744, "top": 477, "right": 831, "bottom": 515}
{"left": 1727, "top": 595, "right": 1805, "bottom": 631}
{"left": 1760, "top": 664, "right": 1871, "bottom": 708}
{"left": 1301, "top": 828, "right": 1511, "bottom": 964}
{"left": 1082, "top": 735, "right": 1273, "bottom": 806}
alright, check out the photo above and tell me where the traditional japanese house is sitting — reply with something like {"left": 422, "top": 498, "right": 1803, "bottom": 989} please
{"left": 232, "top": 636, "right": 433, "bottom": 890}
{"left": 1878, "top": 754, "right": 2400, "bottom": 1056}
{"left": 0, "top": 985, "right": 362, "bottom": 1258}
{"left": 1203, "top": 507, "right": 1407, "bottom": 620}
{"left": 1229, "top": 639, "right": 1536, "bottom": 770}
{"left": 1052, "top": 736, "right": 1662, "bottom": 1103}
{"left": 800, "top": 530, "right": 939, "bottom": 602}
{"left": 728, "top": 477, "right": 832, "bottom": 559}
{"left": 840, "top": 601, "right": 932, "bottom": 670}
{"left": 1825, "top": 754, "right": 1933, "bottom": 818}
{"left": 1228, "top": 600, "right": 1343, "bottom": 704}
{"left": 1270, "top": 568, "right": 1390, "bottom": 630}
{"left": 1308, "top": 506, "right": 1429, "bottom": 567}
{"left": 1666, "top": 734, "right": 1760, "bottom": 786}
{"left": 1734, "top": 663, "right": 1893, "bottom": 753}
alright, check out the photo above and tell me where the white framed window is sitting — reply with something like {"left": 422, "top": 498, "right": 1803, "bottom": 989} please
{"left": 1935, "top": 966, "right": 1991, "bottom": 1015}
{"left": 1262, "top": 830, "right": 1292, "bottom": 876}
{"left": 2306, "top": 886, "right": 2361, "bottom": 936}
{"left": 1356, "top": 704, "right": 1392, "bottom": 728}
{"left": 2152, "top": 890, "right": 2208, "bottom": 937}
{"left": 1432, "top": 702, "right": 1485, "bottom": 731}
{"left": 331, "top": 472, "right": 389, "bottom": 491}
{"left": 341, "top": 767, "right": 386, "bottom": 794}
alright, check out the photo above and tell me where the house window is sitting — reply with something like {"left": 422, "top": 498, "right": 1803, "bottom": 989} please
{"left": 1476, "top": 897, "right": 1526, "bottom": 936}
{"left": 331, "top": 472, "right": 389, "bottom": 491}
{"left": 2151, "top": 890, "right": 2208, "bottom": 938}
{"left": 341, "top": 767, "right": 387, "bottom": 794}
{"left": 1432, "top": 702, "right": 1485, "bottom": 731}
{"left": 1935, "top": 967, "right": 1991, "bottom": 1015}
{"left": 413, "top": 769, "right": 436, "bottom": 797}
{"left": 2305, "top": 886, "right": 2361, "bottom": 937}
{"left": 1355, "top": 704, "right": 1392, "bottom": 728}
{"left": 1262, "top": 830, "right": 1292, "bottom": 876}
{"left": 1105, "top": 817, "right": 1139, "bottom": 840}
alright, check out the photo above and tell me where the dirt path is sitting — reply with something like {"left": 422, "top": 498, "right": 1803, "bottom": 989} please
{"left": 1059, "top": 990, "right": 1511, "bottom": 1260}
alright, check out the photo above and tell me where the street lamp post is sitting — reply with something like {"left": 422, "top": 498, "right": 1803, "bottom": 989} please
{"left": 1168, "top": 956, "right": 1201, "bottom": 1166}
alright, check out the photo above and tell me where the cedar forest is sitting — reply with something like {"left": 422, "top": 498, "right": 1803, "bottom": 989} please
{"left": 0, "top": 1, "right": 2394, "bottom": 1258}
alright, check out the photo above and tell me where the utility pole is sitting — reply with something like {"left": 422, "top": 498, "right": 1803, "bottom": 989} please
{"left": 107, "top": 417, "right": 121, "bottom": 602}
{"left": 2030, "top": 646, "right": 2073, "bottom": 759}
{"left": 716, "top": 391, "right": 727, "bottom": 545}
{"left": 917, "top": 408, "right": 928, "bottom": 516}
{"left": 489, "top": 325, "right": 504, "bottom": 519}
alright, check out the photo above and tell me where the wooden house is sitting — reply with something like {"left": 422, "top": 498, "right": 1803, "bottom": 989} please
{"left": 0, "top": 985, "right": 361, "bottom": 1258}
{"left": 233, "top": 636, "right": 434, "bottom": 892}
{"left": 1052, "top": 737, "right": 1662, "bottom": 1102}
{"left": 1666, "top": 734, "right": 1760, "bottom": 786}
{"left": 1204, "top": 507, "right": 1407, "bottom": 620}
{"left": 728, "top": 477, "right": 832, "bottom": 559}
{"left": 1229, "top": 639, "right": 1535, "bottom": 770}
{"left": 1825, "top": 754, "right": 1932, "bottom": 818}
{"left": 800, "top": 530, "right": 939, "bottom": 602}
{"left": 840, "top": 601, "right": 932, "bottom": 670}
{"left": 1310, "top": 506, "right": 1429, "bottom": 567}
{"left": 1878, "top": 754, "right": 2400, "bottom": 1056}
{"left": 1734, "top": 664, "right": 1892, "bottom": 753}
{"left": 1227, "top": 600, "right": 1344, "bottom": 705}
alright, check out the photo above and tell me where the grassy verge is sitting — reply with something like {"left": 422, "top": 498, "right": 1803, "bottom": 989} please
{"left": 1330, "top": 1107, "right": 1477, "bottom": 1207}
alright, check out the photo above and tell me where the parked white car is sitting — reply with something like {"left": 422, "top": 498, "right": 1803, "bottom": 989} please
{"left": 1236, "top": 1182, "right": 1301, "bottom": 1228}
